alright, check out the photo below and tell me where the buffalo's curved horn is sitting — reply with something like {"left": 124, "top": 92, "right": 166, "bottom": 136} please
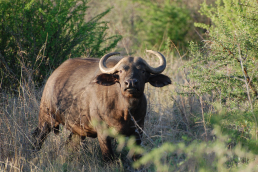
{"left": 99, "top": 52, "right": 122, "bottom": 73}
{"left": 99, "top": 50, "right": 166, "bottom": 74}
{"left": 145, "top": 50, "right": 166, "bottom": 74}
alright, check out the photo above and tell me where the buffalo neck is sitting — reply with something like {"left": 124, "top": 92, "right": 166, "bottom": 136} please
{"left": 120, "top": 94, "right": 145, "bottom": 112}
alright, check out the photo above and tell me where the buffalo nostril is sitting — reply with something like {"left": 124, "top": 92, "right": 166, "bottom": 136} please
{"left": 125, "top": 79, "right": 138, "bottom": 88}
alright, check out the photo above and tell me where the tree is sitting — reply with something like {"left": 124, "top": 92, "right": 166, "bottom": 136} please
{"left": 184, "top": 0, "right": 258, "bottom": 148}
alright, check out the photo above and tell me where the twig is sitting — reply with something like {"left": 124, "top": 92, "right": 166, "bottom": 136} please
{"left": 199, "top": 96, "right": 208, "bottom": 141}
{"left": 170, "top": 40, "right": 187, "bottom": 60}
{"left": 129, "top": 111, "right": 155, "bottom": 146}
{"left": 238, "top": 44, "right": 257, "bottom": 140}
{"left": 207, "top": 40, "right": 258, "bottom": 97}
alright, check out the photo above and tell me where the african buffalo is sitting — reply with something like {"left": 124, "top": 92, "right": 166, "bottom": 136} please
{"left": 32, "top": 50, "right": 171, "bottom": 162}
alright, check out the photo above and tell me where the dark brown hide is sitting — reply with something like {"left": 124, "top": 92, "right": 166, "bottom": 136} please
{"left": 32, "top": 55, "right": 171, "bottom": 162}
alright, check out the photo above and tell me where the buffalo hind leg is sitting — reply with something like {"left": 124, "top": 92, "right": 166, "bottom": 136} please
{"left": 32, "top": 123, "right": 51, "bottom": 151}
{"left": 97, "top": 134, "right": 114, "bottom": 162}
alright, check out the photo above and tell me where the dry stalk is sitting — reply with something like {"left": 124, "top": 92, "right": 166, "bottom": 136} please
{"left": 170, "top": 94, "right": 190, "bottom": 130}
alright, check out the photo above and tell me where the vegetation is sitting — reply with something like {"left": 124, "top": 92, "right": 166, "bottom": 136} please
{"left": 135, "top": 0, "right": 193, "bottom": 51}
{"left": 185, "top": 0, "right": 258, "bottom": 152}
{"left": 0, "top": 0, "right": 121, "bottom": 93}
{"left": 1, "top": 0, "right": 258, "bottom": 171}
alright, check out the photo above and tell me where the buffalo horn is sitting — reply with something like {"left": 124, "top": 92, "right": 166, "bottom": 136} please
{"left": 144, "top": 50, "right": 166, "bottom": 74}
{"left": 99, "top": 52, "right": 121, "bottom": 73}
{"left": 99, "top": 50, "right": 166, "bottom": 74}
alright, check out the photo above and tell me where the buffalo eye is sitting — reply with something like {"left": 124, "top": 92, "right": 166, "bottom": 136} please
{"left": 142, "top": 70, "right": 145, "bottom": 74}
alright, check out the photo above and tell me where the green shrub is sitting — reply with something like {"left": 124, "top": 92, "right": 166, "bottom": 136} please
{"left": 187, "top": 0, "right": 258, "bottom": 105}
{"left": 0, "top": 0, "right": 122, "bottom": 93}
{"left": 133, "top": 126, "right": 258, "bottom": 171}
{"left": 134, "top": 0, "right": 192, "bottom": 51}
{"left": 184, "top": 0, "right": 258, "bottom": 151}
{"left": 208, "top": 109, "right": 258, "bottom": 154}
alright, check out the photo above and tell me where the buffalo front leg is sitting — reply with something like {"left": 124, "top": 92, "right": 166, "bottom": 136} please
{"left": 132, "top": 127, "right": 143, "bottom": 161}
{"left": 97, "top": 134, "right": 114, "bottom": 162}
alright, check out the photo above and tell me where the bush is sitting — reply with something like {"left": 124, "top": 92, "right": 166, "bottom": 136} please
{"left": 134, "top": 0, "right": 193, "bottom": 51}
{"left": 184, "top": 0, "right": 258, "bottom": 151}
{"left": 0, "top": 0, "right": 122, "bottom": 93}
{"left": 133, "top": 126, "right": 258, "bottom": 171}
{"left": 187, "top": 0, "right": 258, "bottom": 105}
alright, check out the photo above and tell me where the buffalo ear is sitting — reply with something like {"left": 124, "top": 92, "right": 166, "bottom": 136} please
{"left": 94, "top": 74, "right": 118, "bottom": 86}
{"left": 148, "top": 74, "right": 171, "bottom": 87}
